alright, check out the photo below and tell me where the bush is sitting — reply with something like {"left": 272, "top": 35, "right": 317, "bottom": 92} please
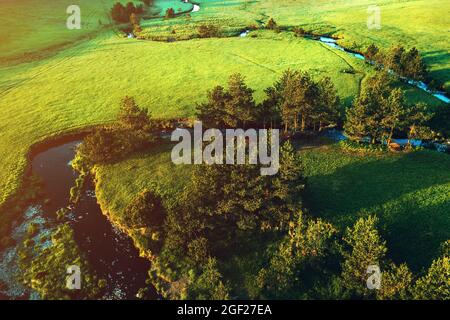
{"left": 198, "top": 24, "right": 220, "bottom": 38}
{"left": 123, "top": 189, "right": 165, "bottom": 229}
{"left": 293, "top": 26, "right": 306, "bottom": 37}
{"left": 339, "top": 140, "right": 387, "bottom": 154}
{"left": 266, "top": 18, "right": 278, "bottom": 30}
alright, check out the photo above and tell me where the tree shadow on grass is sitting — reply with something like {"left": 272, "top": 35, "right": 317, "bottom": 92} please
{"left": 304, "top": 150, "right": 450, "bottom": 270}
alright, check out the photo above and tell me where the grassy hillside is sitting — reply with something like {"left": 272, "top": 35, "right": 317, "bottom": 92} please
{"left": 141, "top": 0, "right": 449, "bottom": 90}
{"left": 0, "top": 0, "right": 448, "bottom": 209}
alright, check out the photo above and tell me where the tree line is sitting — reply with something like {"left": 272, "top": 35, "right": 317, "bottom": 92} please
{"left": 197, "top": 71, "right": 340, "bottom": 133}
{"left": 344, "top": 72, "right": 434, "bottom": 146}
{"left": 365, "top": 44, "right": 428, "bottom": 81}
{"left": 75, "top": 96, "right": 156, "bottom": 167}
{"left": 111, "top": 2, "right": 145, "bottom": 24}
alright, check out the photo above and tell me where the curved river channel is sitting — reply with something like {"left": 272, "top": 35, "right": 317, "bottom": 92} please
{"left": 0, "top": 140, "right": 154, "bottom": 300}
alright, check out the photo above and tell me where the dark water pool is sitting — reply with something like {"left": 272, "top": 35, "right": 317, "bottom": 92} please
{"left": 1, "top": 140, "right": 154, "bottom": 299}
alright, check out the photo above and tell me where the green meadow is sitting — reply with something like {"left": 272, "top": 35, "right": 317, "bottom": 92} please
{"left": 0, "top": 30, "right": 369, "bottom": 206}
{"left": 0, "top": 0, "right": 448, "bottom": 236}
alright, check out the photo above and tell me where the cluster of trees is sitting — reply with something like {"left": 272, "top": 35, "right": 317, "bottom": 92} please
{"left": 197, "top": 71, "right": 340, "bottom": 133}
{"left": 104, "top": 72, "right": 447, "bottom": 300}
{"left": 254, "top": 213, "right": 449, "bottom": 299}
{"left": 264, "top": 70, "right": 340, "bottom": 132}
{"left": 344, "top": 72, "right": 433, "bottom": 146}
{"left": 134, "top": 141, "right": 448, "bottom": 299}
{"left": 111, "top": 2, "right": 144, "bottom": 24}
{"left": 365, "top": 44, "right": 428, "bottom": 81}
{"left": 76, "top": 96, "right": 156, "bottom": 166}
{"left": 146, "top": 141, "right": 305, "bottom": 299}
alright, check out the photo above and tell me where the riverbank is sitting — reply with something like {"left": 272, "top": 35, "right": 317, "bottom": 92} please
{"left": 0, "top": 135, "right": 155, "bottom": 299}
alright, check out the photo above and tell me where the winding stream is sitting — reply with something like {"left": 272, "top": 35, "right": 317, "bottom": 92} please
{"left": 238, "top": 31, "right": 449, "bottom": 104}
{"left": 317, "top": 37, "right": 449, "bottom": 104}
{"left": 0, "top": 141, "right": 154, "bottom": 300}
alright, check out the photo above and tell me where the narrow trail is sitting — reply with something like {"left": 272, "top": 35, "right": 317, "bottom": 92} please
{"left": 230, "top": 53, "right": 278, "bottom": 74}
{"left": 317, "top": 41, "right": 366, "bottom": 96}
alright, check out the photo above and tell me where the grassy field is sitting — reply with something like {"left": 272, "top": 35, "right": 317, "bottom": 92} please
{"left": 94, "top": 144, "right": 191, "bottom": 218}
{"left": 0, "top": 0, "right": 124, "bottom": 65}
{"left": 0, "top": 30, "right": 371, "bottom": 206}
{"left": 0, "top": 0, "right": 448, "bottom": 211}
{"left": 302, "top": 142, "right": 450, "bottom": 271}
{"left": 93, "top": 140, "right": 450, "bottom": 274}
{"left": 141, "top": 0, "right": 450, "bottom": 90}
{"left": 248, "top": 0, "right": 450, "bottom": 91}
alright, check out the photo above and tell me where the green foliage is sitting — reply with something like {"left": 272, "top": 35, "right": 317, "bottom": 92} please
{"left": 427, "top": 105, "right": 450, "bottom": 139}
{"left": 338, "top": 140, "right": 387, "bottom": 154}
{"left": 340, "top": 215, "right": 387, "bottom": 298}
{"left": 19, "top": 224, "right": 102, "bottom": 300}
{"left": 254, "top": 212, "right": 337, "bottom": 299}
{"left": 187, "top": 257, "right": 230, "bottom": 300}
{"left": 264, "top": 69, "right": 340, "bottom": 132}
{"left": 344, "top": 73, "right": 433, "bottom": 145}
{"left": 197, "top": 73, "right": 258, "bottom": 128}
{"left": 412, "top": 246, "right": 450, "bottom": 300}
{"left": 376, "top": 263, "right": 413, "bottom": 300}
{"left": 69, "top": 174, "right": 86, "bottom": 204}
{"left": 77, "top": 96, "right": 155, "bottom": 166}
{"left": 123, "top": 189, "right": 165, "bottom": 229}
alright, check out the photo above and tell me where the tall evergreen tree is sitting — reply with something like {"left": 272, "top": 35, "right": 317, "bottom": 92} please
{"left": 340, "top": 215, "right": 387, "bottom": 298}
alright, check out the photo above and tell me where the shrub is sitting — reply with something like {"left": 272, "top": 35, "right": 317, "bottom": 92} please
{"left": 198, "top": 24, "right": 220, "bottom": 38}
{"left": 165, "top": 8, "right": 175, "bottom": 19}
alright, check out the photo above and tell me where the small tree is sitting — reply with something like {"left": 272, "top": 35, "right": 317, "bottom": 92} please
{"left": 412, "top": 252, "right": 449, "bottom": 299}
{"left": 165, "top": 7, "right": 176, "bottom": 19}
{"left": 118, "top": 96, "right": 151, "bottom": 130}
{"left": 402, "top": 47, "right": 428, "bottom": 80}
{"left": 376, "top": 263, "right": 413, "bottom": 300}
{"left": 405, "top": 102, "right": 433, "bottom": 148}
{"left": 293, "top": 26, "right": 306, "bottom": 37}
{"left": 340, "top": 215, "right": 387, "bottom": 298}
{"left": 266, "top": 18, "right": 278, "bottom": 30}
{"left": 130, "top": 13, "right": 142, "bottom": 33}
{"left": 198, "top": 24, "right": 220, "bottom": 38}
{"left": 380, "top": 88, "right": 408, "bottom": 145}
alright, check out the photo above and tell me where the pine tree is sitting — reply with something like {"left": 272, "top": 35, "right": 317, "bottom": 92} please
{"left": 412, "top": 242, "right": 450, "bottom": 300}
{"left": 340, "top": 215, "right": 387, "bottom": 298}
